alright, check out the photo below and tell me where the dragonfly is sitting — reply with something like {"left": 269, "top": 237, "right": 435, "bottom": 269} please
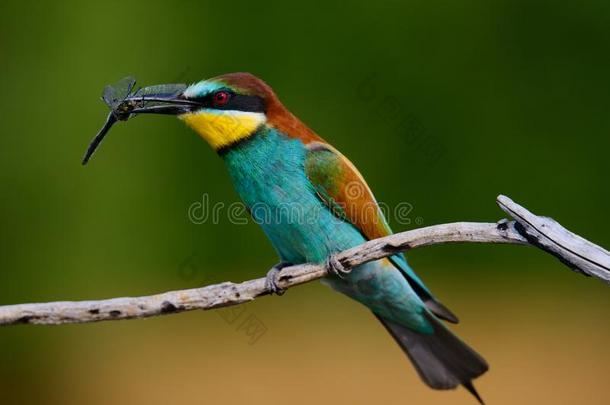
{"left": 82, "top": 77, "right": 201, "bottom": 165}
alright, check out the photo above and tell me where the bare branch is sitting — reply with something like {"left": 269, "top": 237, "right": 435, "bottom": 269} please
{"left": 0, "top": 195, "right": 607, "bottom": 326}
{"left": 497, "top": 195, "right": 610, "bottom": 282}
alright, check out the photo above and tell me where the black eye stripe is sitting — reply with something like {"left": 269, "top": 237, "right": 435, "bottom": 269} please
{"left": 190, "top": 91, "right": 265, "bottom": 113}
{"left": 224, "top": 94, "right": 265, "bottom": 113}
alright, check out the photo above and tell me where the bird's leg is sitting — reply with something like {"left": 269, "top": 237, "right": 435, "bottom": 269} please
{"left": 265, "top": 262, "right": 293, "bottom": 295}
{"left": 325, "top": 254, "right": 351, "bottom": 279}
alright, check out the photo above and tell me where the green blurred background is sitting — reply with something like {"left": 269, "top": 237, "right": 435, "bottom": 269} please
{"left": 1, "top": 1, "right": 609, "bottom": 404}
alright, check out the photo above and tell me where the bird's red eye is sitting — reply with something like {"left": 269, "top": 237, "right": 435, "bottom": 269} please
{"left": 213, "top": 91, "right": 230, "bottom": 107}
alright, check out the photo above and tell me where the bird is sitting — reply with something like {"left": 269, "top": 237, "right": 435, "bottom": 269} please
{"left": 84, "top": 72, "right": 488, "bottom": 402}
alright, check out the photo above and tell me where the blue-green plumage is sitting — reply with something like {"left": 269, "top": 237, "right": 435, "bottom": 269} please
{"left": 223, "top": 126, "right": 431, "bottom": 333}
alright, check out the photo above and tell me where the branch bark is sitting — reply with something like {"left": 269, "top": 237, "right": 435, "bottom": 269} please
{"left": 1, "top": 195, "right": 608, "bottom": 326}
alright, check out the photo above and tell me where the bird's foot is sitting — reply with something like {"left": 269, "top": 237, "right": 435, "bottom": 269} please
{"left": 325, "top": 254, "right": 350, "bottom": 279}
{"left": 265, "top": 262, "right": 292, "bottom": 295}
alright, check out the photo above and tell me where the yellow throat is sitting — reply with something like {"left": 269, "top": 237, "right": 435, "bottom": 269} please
{"left": 179, "top": 110, "right": 266, "bottom": 150}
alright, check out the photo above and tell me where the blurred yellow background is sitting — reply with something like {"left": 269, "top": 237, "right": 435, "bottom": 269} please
{"left": 0, "top": 1, "right": 609, "bottom": 404}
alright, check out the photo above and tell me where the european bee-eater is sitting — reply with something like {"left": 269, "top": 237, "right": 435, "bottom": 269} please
{"left": 84, "top": 72, "right": 488, "bottom": 402}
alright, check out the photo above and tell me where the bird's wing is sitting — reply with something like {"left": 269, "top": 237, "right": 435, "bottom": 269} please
{"left": 304, "top": 142, "right": 458, "bottom": 323}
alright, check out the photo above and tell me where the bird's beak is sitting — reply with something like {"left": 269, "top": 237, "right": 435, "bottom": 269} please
{"left": 125, "top": 93, "right": 201, "bottom": 116}
{"left": 82, "top": 84, "right": 202, "bottom": 165}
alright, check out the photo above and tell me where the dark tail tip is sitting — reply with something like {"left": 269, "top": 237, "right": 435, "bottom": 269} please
{"left": 376, "top": 312, "right": 488, "bottom": 403}
{"left": 463, "top": 381, "right": 485, "bottom": 404}
{"left": 425, "top": 298, "right": 459, "bottom": 324}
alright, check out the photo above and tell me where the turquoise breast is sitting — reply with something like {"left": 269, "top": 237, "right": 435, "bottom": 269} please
{"left": 223, "top": 127, "right": 365, "bottom": 263}
{"left": 221, "top": 127, "right": 427, "bottom": 330}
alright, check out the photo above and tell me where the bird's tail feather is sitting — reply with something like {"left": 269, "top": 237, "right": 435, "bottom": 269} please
{"left": 376, "top": 312, "right": 488, "bottom": 404}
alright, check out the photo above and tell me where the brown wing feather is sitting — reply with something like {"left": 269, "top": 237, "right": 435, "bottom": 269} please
{"left": 304, "top": 142, "right": 459, "bottom": 324}
{"left": 304, "top": 142, "right": 392, "bottom": 240}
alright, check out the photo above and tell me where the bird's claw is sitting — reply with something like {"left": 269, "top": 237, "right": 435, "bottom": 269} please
{"left": 265, "top": 263, "right": 292, "bottom": 295}
{"left": 326, "top": 254, "right": 350, "bottom": 279}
